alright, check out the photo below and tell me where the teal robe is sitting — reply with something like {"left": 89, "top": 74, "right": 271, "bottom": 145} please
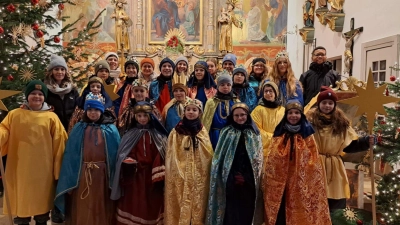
{"left": 206, "top": 125, "right": 264, "bottom": 225}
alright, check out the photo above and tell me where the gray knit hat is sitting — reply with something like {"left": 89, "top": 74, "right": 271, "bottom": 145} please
{"left": 95, "top": 60, "right": 110, "bottom": 75}
{"left": 217, "top": 74, "right": 232, "bottom": 87}
{"left": 175, "top": 55, "right": 188, "bottom": 66}
{"left": 47, "top": 55, "right": 68, "bottom": 72}
{"left": 233, "top": 67, "right": 248, "bottom": 78}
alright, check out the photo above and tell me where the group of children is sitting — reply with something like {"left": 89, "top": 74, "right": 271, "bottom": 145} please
{"left": 0, "top": 51, "right": 372, "bottom": 225}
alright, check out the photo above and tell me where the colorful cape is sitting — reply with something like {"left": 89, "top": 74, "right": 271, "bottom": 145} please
{"left": 54, "top": 122, "right": 120, "bottom": 214}
{"left": 206, "top": 125, "right": 264, "bottom": 225}
{"left": 263, "top": 134, "right": 331, "bottom": 225}
{"left": 165, "top": 127, "right": 213, "bottom": 225}
{"left": 233, "top": 86, "right": 258, "bottom": 111}
{"left": 202, "top": 97, "right": 240, "bottom": 131}
{"left": 110, "top": 127, "right": 167, "bottom": 200}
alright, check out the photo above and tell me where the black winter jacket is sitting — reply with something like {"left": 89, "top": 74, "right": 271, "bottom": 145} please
{"left": 300, "top": 61, "right": 340, "bottom": 106}
{"left": 46, "top": 89, "right": 79, "bottom": 131}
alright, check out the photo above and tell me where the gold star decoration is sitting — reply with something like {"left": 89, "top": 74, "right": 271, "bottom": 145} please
{"left": 10, "top": 25, "right": 22, "bottom": 45}
{"left": 104, "top": 83, "right": 120, "bottom": 101}
{"left": 339, "top": 69, "right": 399, "bottom": 134}
{"left": 0, "top": 78, "right": 22, "bottom": 111}
{"left": 19, "top": 68, "right": 36, "bottom": 82}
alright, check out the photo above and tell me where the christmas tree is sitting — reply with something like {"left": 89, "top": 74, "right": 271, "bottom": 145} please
{"left": 0, "top": 0, "right": 104, "bottom": 110}
{"left": 374, "top": 65, "right": 400, "bottom": 225}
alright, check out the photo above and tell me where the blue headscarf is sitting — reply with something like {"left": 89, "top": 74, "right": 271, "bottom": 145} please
{"left": 187, "top": 61, "right": 217, "bottom": 89}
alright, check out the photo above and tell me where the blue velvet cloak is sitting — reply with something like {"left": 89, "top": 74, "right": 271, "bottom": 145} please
{"left": 54, "top": 122, "right": 120, "bottom": 214}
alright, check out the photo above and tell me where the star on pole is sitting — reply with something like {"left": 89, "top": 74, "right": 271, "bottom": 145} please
{"left": 104, "top": 83, "right": 120, "bottom": 101}
{"left": 339, "top": 69, "right": 399, "bottom": 134}
{"left": 0, "top": 78, "right": 22, "bottom": 111}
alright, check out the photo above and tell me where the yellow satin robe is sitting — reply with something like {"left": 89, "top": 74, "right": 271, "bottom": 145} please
{"left": 0, "top": 108, "right": 67, "bottom": 217}
{"left": 165, "top": 127, "right": 213, "bottom": 225}
{"left": 313, "top": 125, "right": 358, "bottom": 199}
{"left": 251, "top": 105, "right": 285, "bottom": 160}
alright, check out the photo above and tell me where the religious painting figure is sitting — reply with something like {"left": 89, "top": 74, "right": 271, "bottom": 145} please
{"left": 343, "top": 29, "right": 360, "bottom": 74}
{"left": 246, "top": 0, "right": 265, "bottom": 41}
{"left": 263, "top": 0, "right": 288, "bottom": 42}
{"left": 218, "top": 0, "right": 243, "bottom": 53}
{"left": 303, "top": 0, "right": 315, "bottom": 27}
{"left": 152, "top": 0, "right": 180, "bottom": 38}
{"left": 111, "top": 0, "right": 131, "bottom": 54}
{"left": 182, "top": 1, "right": 196, "bottom": 35}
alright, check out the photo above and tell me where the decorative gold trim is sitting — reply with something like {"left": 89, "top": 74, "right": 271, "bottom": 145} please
{"left": 232, "top": 102, "right": 249, "bottom": 112}
{"left": 300, "top": 30, "right": 309, "bottom": 43}
{"left": 334, "top": 77, "right": 366, "bottom": 92}
{"left": 326, "top": 16, "right": 338, "bottom": 31}
{"left": 316, "top": 11, "right": 327, "bottom": 25}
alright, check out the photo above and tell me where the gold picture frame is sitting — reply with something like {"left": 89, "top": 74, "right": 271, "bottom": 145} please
{"left": 147, "top": 0, "right": 203, "bottom": 45}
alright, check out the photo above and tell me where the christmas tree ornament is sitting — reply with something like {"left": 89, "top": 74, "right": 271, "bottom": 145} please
{"left": 7, "top": 74, "right": 14, "bottom": 81}
{"left": 31, "top": 0, "right": 39, "bottom": 6}
{"left": 385, "top": 87, "right": 389, "bottom": 96}
{"left": 53, "top": 36, "right": 60, "bottom": 43}
{"left": 0, "top": 77, "right": 22, "bottom": 111}
{"left": 390, "top": 75, "right": 396, "bottom": 81}
{"left": 6, "top": 4, "right": 16, "bottom": 13}
{"left": 35, "top": 30, "right": 44, "bottom": 38}
{"left": 356, "top": 219, "right": 363, "bottom": 225}
{"left": 31, "top": 23, "right": 39, "bottom": 31}
{"left": 19, "top": 68, "right": 36, "bottom": 82}
{"left": 58, "top": 3, "right": 65, "bottom": 10}
{"left": 0, "top": 26, "right": 4, "bottom": 34}
{"left": 10, "top": 25, "right": 22, "bottom": 44}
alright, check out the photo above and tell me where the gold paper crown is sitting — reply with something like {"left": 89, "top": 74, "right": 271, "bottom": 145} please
{"left": 275, "top": 51, "right": 289, "bottom": 60}
{"left": 133, "top": 103, "right": 153, "bottom": 114}
{"left": 231, "top": 102, "right": 249, "bottom": 113}
{"left": 286, "top": 101, "right": 303, "bottom": 112}
{"left": 132, "top": 78, "right": 148, "bottom": 89}
{"left": 89, "top": 76, "right": 104, "bottom": 85}
{"left": 184, "top": 98, "right": 203, "bottom": 111}
{"left": 172, "top": 83, "right": 188, "bottom": 94}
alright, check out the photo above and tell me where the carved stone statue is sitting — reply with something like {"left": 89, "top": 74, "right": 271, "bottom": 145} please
{"left": 328, "top": 0, "right": 345, "bottom": 12}
{"left": 111, "top": 0, "right": 131, "bottom": 54}
{"left": 218, "top": 0, "right": 243, "bottom": 54}
{"left": 303, "top": 0, "right": 315, "bottom": 27}
{"left": 343, "top": 29, "right": 360, "bottom": 74}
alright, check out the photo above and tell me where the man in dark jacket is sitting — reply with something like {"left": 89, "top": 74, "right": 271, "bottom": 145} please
{"left": 300, "top": 46, "right": 341, "bottom": 106}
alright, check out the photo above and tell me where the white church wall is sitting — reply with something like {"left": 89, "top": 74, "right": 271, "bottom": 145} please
{"left": 287, "top": 0, "right": 400, "bottom": 80}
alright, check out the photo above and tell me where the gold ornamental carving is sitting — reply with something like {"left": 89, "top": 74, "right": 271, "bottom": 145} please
{"left": 334, "top": 76, "right": 366, "bottom": 92}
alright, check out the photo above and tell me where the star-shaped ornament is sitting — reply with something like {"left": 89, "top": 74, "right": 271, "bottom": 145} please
{"left": 104, "top": 83, "right": 120, "bottom": 101}
{"left": 0, "top": 78, "right": 22, "bottom": 111}
{"left": 339, "top": 69, "right": 399, "bottom": 134}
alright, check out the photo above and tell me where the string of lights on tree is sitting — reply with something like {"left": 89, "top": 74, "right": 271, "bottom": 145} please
{"left": 374, "top": 63, "right": 400, "bottom": 224}
{"left": 0, "top": 0, "right": 104, "bottom": 110}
